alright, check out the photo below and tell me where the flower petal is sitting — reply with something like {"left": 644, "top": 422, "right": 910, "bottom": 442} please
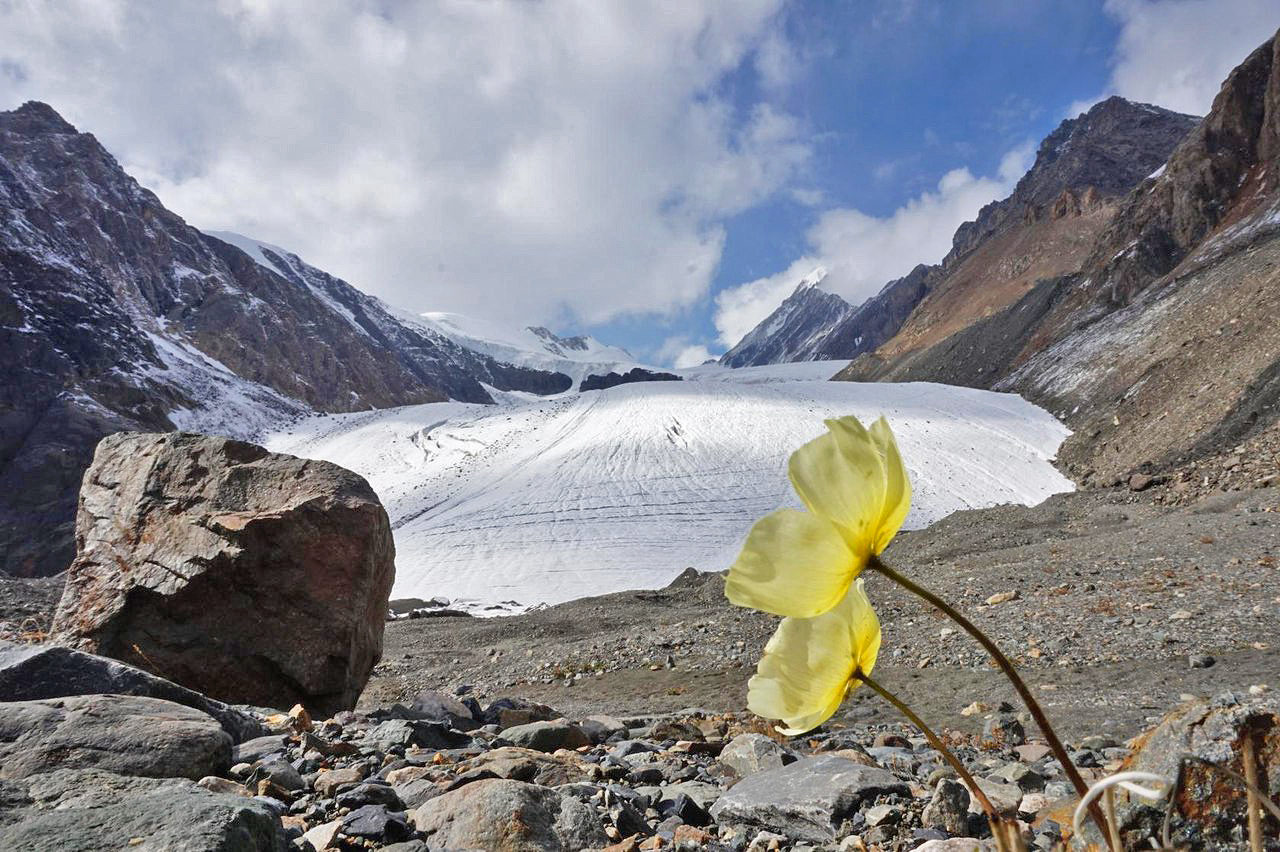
{"left": 725, "top": 508, "right": 856, "bottom": 618}
{"left": 868, "top": 417, "right": 912, "bottom": 554}
{"left": 746, "top": 579, "right": 882, "bottom": 735}
{"left": 789, "top": 418, "right": 886, "bottom": 548}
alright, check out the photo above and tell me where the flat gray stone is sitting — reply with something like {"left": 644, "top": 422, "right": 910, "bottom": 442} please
{"left": 498, "top": 718, "right": 589, "bottom": 753}
{"left": 0, "top": 768, "right": 283, "bottom": 851}
{"left": 0, "top": 695, "right": 231, "bottom": 781}
{"left": 708, "top": 754, "right": 909, "bottom": 843}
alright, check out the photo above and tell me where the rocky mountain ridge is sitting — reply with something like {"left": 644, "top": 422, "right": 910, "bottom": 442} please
{"left": 723, "top": 96, "right": 1199, "bottom": 368}
{"left": 840, "top": 28, "right": 1280, "bottom": 485}
{"left": 0, "top": 102, "right": 570, "bottom": 577}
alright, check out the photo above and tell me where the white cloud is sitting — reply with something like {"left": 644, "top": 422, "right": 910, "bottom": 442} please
{"left": 713, "top": 142, "right": 1034, "bottom": 347}
{"left": 656, "top": 337, "right": 718, "bottom": 369}
{"left": 0, "top": 0, "right": 807, "bottom": 328}
{"left": 1091, "top": 0, "right": 1280, "bottom": 116}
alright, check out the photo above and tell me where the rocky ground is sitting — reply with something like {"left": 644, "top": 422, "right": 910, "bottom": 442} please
{"left": 367, "top": 485, "right": 1280, "bottom": 744}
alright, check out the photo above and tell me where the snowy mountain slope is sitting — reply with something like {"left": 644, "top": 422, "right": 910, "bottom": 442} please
{"left": 719, "top": 267, "right": 857, "bottom": 367}
{"left": 265, "top": 362, "right": 1073, "bottom": 611}
{"left": 413, "top": 312, "right": 641, "bottom": 386}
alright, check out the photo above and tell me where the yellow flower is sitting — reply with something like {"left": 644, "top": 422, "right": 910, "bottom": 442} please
{"left": 747, "top": 578, "right": 881, "bottom": 734}
{"left": 725, "top": 416, "right": 911, "bottom": 618}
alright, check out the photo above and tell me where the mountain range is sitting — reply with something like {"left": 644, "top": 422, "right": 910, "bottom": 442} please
{"left": 725, "top": 29, "right": 1280, "bottom": 489}
{"left": 0, "top": 105, "right": 638, "bottom": 576}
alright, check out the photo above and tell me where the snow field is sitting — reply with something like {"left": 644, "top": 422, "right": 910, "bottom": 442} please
{"left": 264, "top": 362, "right": 1074, "bottom": 612}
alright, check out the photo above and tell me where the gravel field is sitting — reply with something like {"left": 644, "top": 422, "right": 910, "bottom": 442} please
{"left": 365, "top": 486, "right": 1280, "bottom": 742}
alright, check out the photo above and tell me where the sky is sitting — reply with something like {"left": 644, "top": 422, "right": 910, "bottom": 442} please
{"left": 1, "top": 1, "right": 1277, "bottom": 367}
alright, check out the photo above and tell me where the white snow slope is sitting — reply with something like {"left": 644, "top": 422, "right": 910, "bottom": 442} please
{"left": 264, "top": 361, "right": 1073, "bottom": 612}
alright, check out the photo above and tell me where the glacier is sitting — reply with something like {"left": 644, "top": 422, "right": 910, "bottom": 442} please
{"left": 264, "top": 361, "right": 1074, "bottom": 612}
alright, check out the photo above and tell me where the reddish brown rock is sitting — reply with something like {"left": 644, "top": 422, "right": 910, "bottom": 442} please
{"left": 50, "top": 432, "right": 395, "bottom": 716}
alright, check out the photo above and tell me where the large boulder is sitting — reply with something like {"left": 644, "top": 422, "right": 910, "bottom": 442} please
{"left": 0, "top": 641, "right": 265, "bottom": 742}
{"left": 0, "top": 768, "right": 284, "bottom": 852}
{"left": 50, "top": 432, "right": 396, "bottom": 716}
{"left": 0, "top": 695, "right": 231, "bottom": 781}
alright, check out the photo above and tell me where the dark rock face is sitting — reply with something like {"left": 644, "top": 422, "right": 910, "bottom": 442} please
{"left": 579, "top": 367, "right": 682, "bottom": 392}
{"left": 0, "top": 101, "right": 567, "bottom": 578}
{"left": 50, "top": 432, "right": 395, "bottom": 716}
{"left": 0, "top": 695, "right": 232, "bottom": 781}
{"left": 0, "top": 641, "right": 266, "bottom": 742}
{"left": 724, "top": 97, "right": 1197, "bottom": 369}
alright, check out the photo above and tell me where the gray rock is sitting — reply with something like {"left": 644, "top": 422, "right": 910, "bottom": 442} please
{"left": 0, "top": 695, "right": 231, "bottom": 781}
{"left": 981, "top": 714, "right": 1026, "bottom": 748}
{"left": 341, "top": 804, "right": 410, "bottom": 841}
{"left": 0, "top": 768, "right": 283, "bottom": 851}
{"left": 407, "top": 689, "right": 478, "bottom": 730}
{"left": 922, "top": 778, "right": 972, "bottom": 835}
{"left": 968, "top": 779, "right": 1023, "bottom": 818}
{"left": 233, "top": 735, "right": 290, "bottom": 764}
{"left": 362, "top": 719, "right": 471, "bottom": 752}
{"left": 411, "top": 778, "right": 607, "bottom": 850}
{"left": 337, "top": 782, "right": 403, "bottom": 810}
{"left": 499, "top": 718, "right": 590, "bottom": 753}
{"left": 249, "top": 758, "right": 304, "bottom": 793}
{"left": 990, "top": 762, "right": 1044, "bottom": 791}
{"left": 0, "top": 641, "right": 266, "bottom": 743}
{"left": 719, "top": 733, "right": 793, "bottom": 777}
{"left": 50, "top": 432, "right": 396, "bottom": 717}
{"left": 578, "top": 714, "right": 628, "bottom": 744}
{"left": 708, "top": 754, "right": 909, "bottom": 843}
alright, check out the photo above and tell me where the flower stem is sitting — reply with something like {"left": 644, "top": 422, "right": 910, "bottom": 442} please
{"left": 868, "top": 555, "right": 1113, "bottom": 849}
{"left": 854, "top": 669, "right": 1007, "bottom": 834}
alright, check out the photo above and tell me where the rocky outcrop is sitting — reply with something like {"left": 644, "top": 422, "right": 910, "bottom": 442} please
{"left": 50, "top": 432, "right": 395, "bottom": 716}
{"left": 579, "top": 367, "right": 682, "bottom": 392}
{"left": 0, "top": 101, "right": 568, "bottom": 578}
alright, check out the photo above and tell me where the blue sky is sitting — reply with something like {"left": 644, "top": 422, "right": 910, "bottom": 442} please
{"left": 1, "top": 0, "right": 1276, "bottom": 366}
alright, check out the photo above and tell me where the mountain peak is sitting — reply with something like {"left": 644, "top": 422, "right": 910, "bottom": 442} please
{"left": 2, "top": 101, "right": 79, "bottom": 136}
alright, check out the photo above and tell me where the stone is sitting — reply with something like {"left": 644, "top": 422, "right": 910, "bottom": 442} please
{"left": 1189, "top": 653, "right": 1216, "bottom": 669}
{"left": 362, "top": 718, "right": 471, "bottom": 752}
{"left": 482, "top": 697, "right": 561, "bottom": 728}
{"left": 249, "top": 758, "right": 304, "bottom": 793}
{"left": 1124, "top": 693, "right": 1280, "bottom": 845}
{"left": 0, "top": 640, "right": 266, "bottom": 743}
{"left": 872, "top": 732, "right": 912, "bottom": 749}
{"left": 579, "top": 714, "right": 629, "bottom": 744}
{"left": 410, "top": 778, "right": 608, "bottom": 851}
{"left": 708, "top": 754, "right": 909, "bottom": 843}
{"left": 914, "top": 841, "right": 996, "bottom": 852}
{"left": 981, "top": 714, "right": 1026, "bottom": 749}
{"left": 313, "top": 767, "right": 365, "bottom": 798}
{"left": 341, "top": 804, "right": 411, "bottom": 841}
{"left": 337, "top": 782, "right": 403, "bottom": 810}
{"left": 990, "top": 762, "right": 1044, "bottom": 791}
{"left": 233, "top": 735, "right": 290, "bottom": 765}
{"left": 0, "top": 695, "right": 231, "bottom": 781}
{"left": 197, "top": 776, "right": 252, "bottom": 798}
{"left": 922, "top": 778, "right": 971, "bottom": 835}
{"left": 1013, "top": 743, "right": 1052, "bottom": 763}
{"left": 968, "top": 779, "right": 1023, "bottom": 818}
{"left": 1128, "top": 473, "right": 1156, "bottom": 492}
{"left": 499, "top": 718, "right": 590, "bottom": 752}
{"left": 0, "top": 768, "right": 283, "bottom": 851}
{"left": 658, "top": 792, "right": 712, "bottom": 827}
{"left": 50, "top": 432, "right": 395, "bottom": 717}
{"left": 299, "top": 819, "right": 341, "bottom": 851}
{"left": 864, "top": 803, "right": 902, "bottom": 827}
{"left": 464, "top": 746, "right": 595, "bottom": 787}
{"left": 719, "top": 733, "right": 793, "bottom": 777}
{"left": 407, "top": 689, "right": 478, "bottom": 730}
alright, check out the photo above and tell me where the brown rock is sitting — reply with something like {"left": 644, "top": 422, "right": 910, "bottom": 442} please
{"left": 50, "top": 432, "right": 395, "bottom": 716}
{"left": 314, "top": 766, "right": 366, "bottom": 798}
{"left": 1124, "top": 694, "right": 1280, "bottom": 844}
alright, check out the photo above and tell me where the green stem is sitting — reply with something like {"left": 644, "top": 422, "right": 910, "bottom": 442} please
{"left": 855, "top": 670, "right": 1006, "bottom": 831}
{"left": 868, "top": 555, "right": 1113, "bottom": 850}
